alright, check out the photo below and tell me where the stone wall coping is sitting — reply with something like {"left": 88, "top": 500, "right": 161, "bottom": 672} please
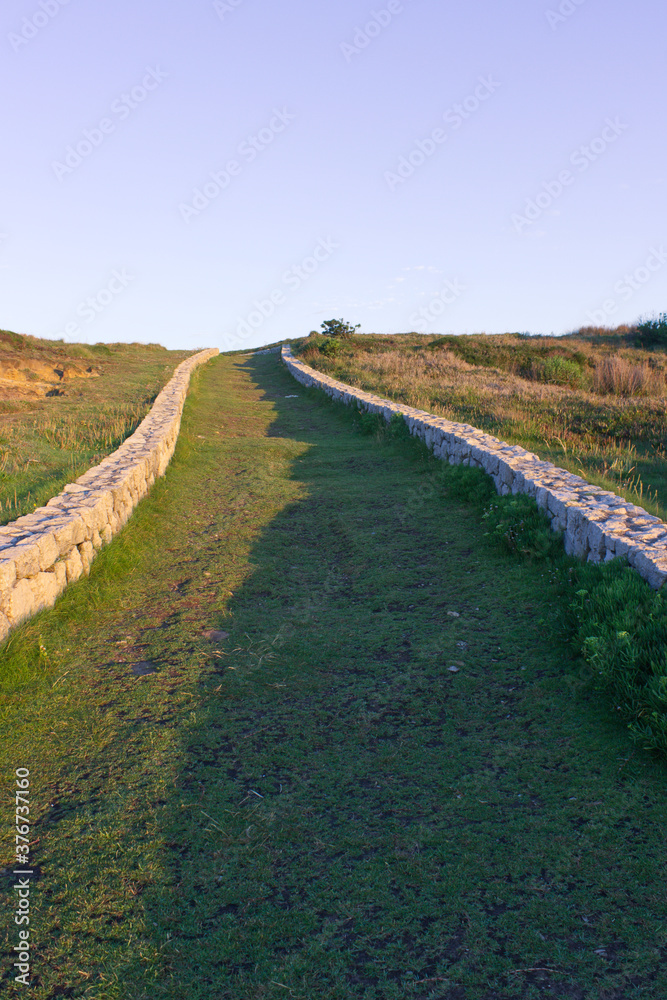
{"left": 0, "top": 347, "right": 218, "bottom": 641}
{"left": 282, "top": 345, "right": 667, "bottom": 590}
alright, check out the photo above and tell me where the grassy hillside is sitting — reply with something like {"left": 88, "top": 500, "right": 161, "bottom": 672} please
{"left": 294, "top": 328, "right": 667, "bottom": 521}
{"left": 1, "top": 352, "right": 666, "bottom": 998}
{"left": 0, "top": 330, "right": 193, "bottom": 525}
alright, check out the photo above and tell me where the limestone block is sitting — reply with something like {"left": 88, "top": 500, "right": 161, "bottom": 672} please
{"left": 497, "top": 460, "right": 514, "bottom": 488}
{"left": 586, "top": 520, "right": 607, "bottom": 562}
{"left": 100, "top": 524, "right": 113, "bottom": 545}
{"left": 0, "top": 612, "right": 10, "bottom": 643}
{"left": 54, "top": 562, "right": 67, "bottom": 590}
{"left": 11, "top": 542, "right": 41, "bottom": 581}
{"left": 601, "top": 525, "right": 628, "bottom": 553}
{"left": 480, "top": 452, "right": 500, "bottom": 477}
{"left": 63, "top": 482, "right": 88, "bottom": 497}
{"left": 546, "top": 492, "right": 569, "bottom": 524}
{"left": 518, "top": 473, "right": 540, "bottom": 500}
{"left": 0, "top": 557, "right": 17, "bottom": 591}
{"left": 630, "top": 549, "right": 667, "bottom": 590}
{"left": 112, "top": 483, "right": 132, "bottom": 511}
{"left": 35, "top": 532, "right": 60, "bottom": 571}
{"left": 535, "top": 486, "right": 549, "bottom": 512}
{"left": 65, "top": 546, "right": 84, "bottom": 584}
{"left": 71, "top": 506, "right": 96, "bottom": 536}
{"left": 79, "top": 540, "right": 95, "bottom": 575}
{"left": 51, "top": 519, "right": 73, "bottom": 555}
{"left": 6, "top": 579, "right": 37, "bottom": 626}
{"left": 32, "top": 571, "right": 62, "bottom": 610}
{"left": 470, "top": 445, "right": 486, "bottom": 467}
{"left": 565, "top": 508, "right": 589, "bottom": 558}
{"left": 634, "top": 526, "right": 667, "bottom": 545}
{"left": 128, "top": 463, "right": 144, "bottom": 492}
{"left": 613, "top": 535, "right": 634, "bottom": 559}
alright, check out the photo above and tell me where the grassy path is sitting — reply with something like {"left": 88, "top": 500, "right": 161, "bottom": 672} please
{"left": 1, "top": 354, "right": 666, "bottom": 1000}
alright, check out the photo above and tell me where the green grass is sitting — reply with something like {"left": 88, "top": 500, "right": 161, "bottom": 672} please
{"left": 0, "top": 334, "right": 193, "bottom": 524}
{"left": 1, "top": 354, "right": 667, "bottom": 998}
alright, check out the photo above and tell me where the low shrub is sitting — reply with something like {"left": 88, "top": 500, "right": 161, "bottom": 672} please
{"left": 538, "top": 355, "right": 587, "bottom": 388}
{"left": 319, "top": 339, "right": 340, "bottom": 357}
{"left": 635, "top": 313, "right": 667, "bottom": 349}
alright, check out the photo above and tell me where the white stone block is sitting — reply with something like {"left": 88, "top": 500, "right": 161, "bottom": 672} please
{"left": 11, "top": 543, "right": 41, "bottom": 581}
{"left": 7, "top": 579, "right": 37, "bottom": 626}
{"left": 65, "top": 546, "right": 84, "bottom": 583}
{"left": 79, "top": 540, "right": 95, "bottom": 575}
{"left": 35, "top": 533, "right": 59, "bottom": 571}
{"left": 33, "top": 571, "right": 62, "bottom": 610}
{"left": 0, "top": 558, "right": 17, "bottom": 591}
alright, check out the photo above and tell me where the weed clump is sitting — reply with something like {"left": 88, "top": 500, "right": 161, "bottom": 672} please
{"left": 482, "top": 493, "right": 564, "bottom": 561}
{"left": 568, "top": 559, "right": 667, "bottom": 753}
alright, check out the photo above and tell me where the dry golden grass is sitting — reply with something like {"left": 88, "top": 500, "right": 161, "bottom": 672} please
{"left": 591, "top": 354, "right": 665, "bottom": 396}
{"left": 0, "top": 332, "right": 192, "bottom": 523}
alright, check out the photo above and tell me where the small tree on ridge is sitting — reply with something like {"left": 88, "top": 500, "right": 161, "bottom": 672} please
{"left": 320, "top": 318, "right": 360, "bottom": 339}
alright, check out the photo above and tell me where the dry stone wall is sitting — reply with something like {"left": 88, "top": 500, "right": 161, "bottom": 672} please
{"left": 282, "top": 346, "right": 667, "bottom": 591}
{"left": 0, "top": 348, "right": 218, "bottom": 641}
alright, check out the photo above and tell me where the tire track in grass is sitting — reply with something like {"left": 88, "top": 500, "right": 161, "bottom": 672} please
{"left": 1, "top": 354, "right": 666, "bottom": 1000}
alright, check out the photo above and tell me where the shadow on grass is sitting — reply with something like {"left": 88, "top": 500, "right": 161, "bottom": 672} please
{"left": 139, "top": 356, "right": 667, "bottom": 1000}
{"left": 1, "top": 354, "right": 666, "bottom": 1000}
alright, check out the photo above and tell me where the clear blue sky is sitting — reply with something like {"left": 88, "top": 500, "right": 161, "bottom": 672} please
{"left": 2, "top": 0, "right": 666, "bottom": 350}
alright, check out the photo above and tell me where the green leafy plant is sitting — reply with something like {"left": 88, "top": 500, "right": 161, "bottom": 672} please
{"left": 319, "top": 338, "right": 340, "bottom": 357}
{"left": 539, "top": 355, "right": 587, "bottom": 388}
{"left": 635, "top": 312, "right": 667, "bottom": 348}
{"left": 567, "top": 558, "right": 667, "bottom": 752}
{"left": 482, "top": 493, "right": 564, "bottom": 561}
